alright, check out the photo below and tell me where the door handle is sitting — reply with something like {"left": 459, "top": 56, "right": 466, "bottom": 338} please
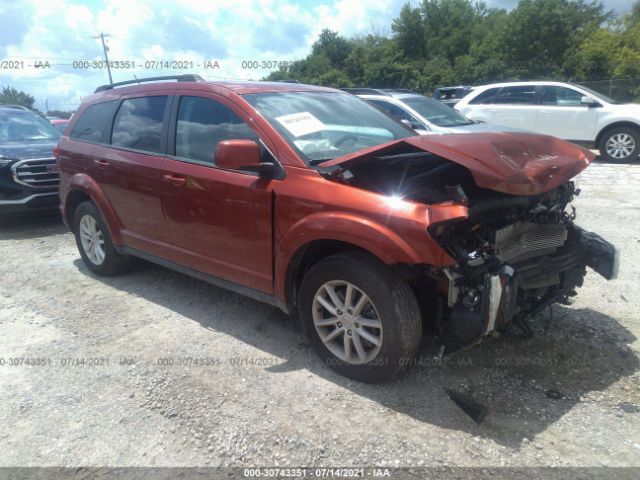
{"left": 162, "top": 174, "right": 186, "bottom": 186}
{"left": 94, "top": 159, "right": 109, "bottom": 169}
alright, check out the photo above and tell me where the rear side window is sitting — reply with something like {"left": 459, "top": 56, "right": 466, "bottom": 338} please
{"left": 175, "top": 96, "right": 257, "bottom": 164}
{"left": 469, "top": 88, "right": 500, "bottom": 105}
{"left": 111, "top": 96, "right": 168, "bottom": 153}
{"left": 469, "top": 86, "right": 535, "bottom": 105}
{"left": 492, "top": 86, "right": 535, "bottom": 105}
{"left": 70, "top": 101, "right": 118, "bottom": 142}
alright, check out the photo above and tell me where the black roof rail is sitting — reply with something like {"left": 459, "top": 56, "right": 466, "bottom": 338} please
{"left": 94, "top": 74, "right": 205, "bottom": 93}
{"left": 340, "top": 88, "right": 391, "bottom": 96}
{"left": 380, "top": 88, "right": 417, "bottom": 94}
{"left": 272, "top": 79, "right": 300, "bottom": 83}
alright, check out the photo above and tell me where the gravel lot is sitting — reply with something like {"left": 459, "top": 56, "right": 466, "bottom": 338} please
{"left": 1, "top": 161, "right": 639, "bottom": 469}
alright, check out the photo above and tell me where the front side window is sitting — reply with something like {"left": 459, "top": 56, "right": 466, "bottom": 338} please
{"left": 111, "top": 96, "right": 168, "bottom": 153}
{"left": 243, "top": 92, "right": 413, "bottom": 165}
{"left": 540, "top": 86, "right": 584, "bottom": 106}
{"left": 175, "top": 96, "right": 257, "bottom": 164}
{"left": 0, "top": 110, "right": 61, "bottom": 143}
{"left": 70, "top": 101, "right": 117, "bottom": 142}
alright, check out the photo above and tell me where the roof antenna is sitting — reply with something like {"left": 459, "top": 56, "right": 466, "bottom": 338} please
{"left": 133, "top": 74, "right": 141, "bottom": 85}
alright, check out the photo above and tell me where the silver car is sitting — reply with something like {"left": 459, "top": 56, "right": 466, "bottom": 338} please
{"left": 344, "top": 88, "right": 513, "bottom": 135}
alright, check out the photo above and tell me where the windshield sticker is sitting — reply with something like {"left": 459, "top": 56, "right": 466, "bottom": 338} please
{"left": 275, "top": 111, "right": 325, "bottom": 137}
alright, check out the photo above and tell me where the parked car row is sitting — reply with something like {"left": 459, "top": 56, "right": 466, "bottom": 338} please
{"left": 44, "top": 75, "right": 618, "bottom": 382}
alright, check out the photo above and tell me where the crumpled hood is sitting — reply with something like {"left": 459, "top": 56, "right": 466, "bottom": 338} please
{"left": 321, "top": 132, "right": 595, "bottom": 195}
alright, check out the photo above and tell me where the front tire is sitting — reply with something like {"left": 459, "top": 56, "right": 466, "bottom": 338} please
{"left": 298, "top": 252, "right": 422, "bottom": 382}
{"left": 599, "top": 126, "right": 640, "bottom": 162}
{"left": 73, "top": 201, "right": 130, "bottom": 276}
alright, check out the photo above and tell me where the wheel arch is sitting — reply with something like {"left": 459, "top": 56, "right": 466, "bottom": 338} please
{"left": 595, "top": 121, "right": 640, "bottom": 147}
{"left": 276, "top": 212, "right": 424, "bottom": 315}
{"left": 283, "top": 239, "right": 376, "bottom": 316}
{"left": 63, "top": 173, "right": 123, "bottom": 243}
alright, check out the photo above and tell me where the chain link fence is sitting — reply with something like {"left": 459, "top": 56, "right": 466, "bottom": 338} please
{"left": 573, "top": 78, "right": 640, "bottom": 103}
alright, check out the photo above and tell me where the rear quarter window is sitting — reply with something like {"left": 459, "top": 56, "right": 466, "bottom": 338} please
{"left": 70, "top": 101, "right": 118, "bottom": 142}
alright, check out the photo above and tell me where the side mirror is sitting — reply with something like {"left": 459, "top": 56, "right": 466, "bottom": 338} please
{"left": 581, "top": 96, "right": 600, "bottom": 108}
{"left": 215, "top": 139, "right": 261, "bottom": 170}
{"left": 215, "top": 139, "right": 279, "bottom": 178}
{"left": 400, "top": 118, "right": 413, "bottom": 128}
{"left": 401, "top": 118, "right": 424, "bottom": 130}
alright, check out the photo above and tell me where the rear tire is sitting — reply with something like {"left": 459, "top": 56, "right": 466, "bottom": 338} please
{"left": 298, "top": 252, "right": 422, "bottom": 382}
{"left": 73, "top": 201, "right": 130, "bottom": 276}
{"left": 598, "top": 126, "right": 640, "bottom": 162}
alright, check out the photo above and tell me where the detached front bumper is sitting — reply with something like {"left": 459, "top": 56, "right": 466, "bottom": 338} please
{"left": 577, "top": 226, "right": 619, "bottom": 281}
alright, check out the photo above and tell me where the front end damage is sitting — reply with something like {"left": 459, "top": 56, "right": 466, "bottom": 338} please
{"left": 429, "top": 181, "right": 618, "bottom": 345}
{"left": 319, "top": 133, "right": 619, "bottom": 349}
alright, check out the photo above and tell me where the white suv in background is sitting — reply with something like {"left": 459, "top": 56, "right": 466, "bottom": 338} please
{"left": 343, "top": 88, "right": 511, "bottom": 135}
{"left": 455, "top": 81, "right": 640, "bottom": 162}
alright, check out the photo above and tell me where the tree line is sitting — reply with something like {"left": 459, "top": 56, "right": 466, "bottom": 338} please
{"left": 266, "top": 0, "right": 640, "bottom": 99}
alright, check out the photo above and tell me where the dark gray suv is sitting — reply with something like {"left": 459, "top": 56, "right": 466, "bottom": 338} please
{"left": 0, "top": 105, "right": 61, "bottom": 216}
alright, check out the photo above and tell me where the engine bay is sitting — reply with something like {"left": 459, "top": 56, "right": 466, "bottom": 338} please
{"left": 322, "top": 148, "right": 619, "bottom": 349}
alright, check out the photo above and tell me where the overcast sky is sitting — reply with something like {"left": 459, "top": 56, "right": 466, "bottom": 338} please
{"left": 0, "top": 0, "right": 635, "bottom": 111}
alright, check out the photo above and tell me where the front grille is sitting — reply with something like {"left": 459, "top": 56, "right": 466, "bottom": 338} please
{"left": 494, "top": 222, "right": 568, "bottom": 263}
{"left": 11, "top": 158, "right": 59, "bottom": 189}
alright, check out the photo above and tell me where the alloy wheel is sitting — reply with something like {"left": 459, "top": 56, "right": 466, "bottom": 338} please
{"left": 312, "top": 280, "right": 383, "bottom": 365}
{"left": 606, "top": 133, "right": 636, "bottom": 159}
{"left": 79, "top": 214, "right": 106, "bottom": 265}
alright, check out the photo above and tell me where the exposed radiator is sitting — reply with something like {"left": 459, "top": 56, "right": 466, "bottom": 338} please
{"left": 494, "top": 222, "right": 568, "bottom": 263}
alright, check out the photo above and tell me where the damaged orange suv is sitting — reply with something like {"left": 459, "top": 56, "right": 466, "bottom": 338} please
{"left": 57, "top": 75, "right": 618, "bottom": 382}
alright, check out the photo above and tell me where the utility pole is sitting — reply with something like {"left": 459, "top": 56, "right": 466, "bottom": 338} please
{"left": 94, "top": 33, "right": 113, "bottom": 84}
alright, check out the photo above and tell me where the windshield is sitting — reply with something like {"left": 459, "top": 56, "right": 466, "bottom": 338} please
{"left": 572, "top": 84, "right": 618, "bottom": 104}
{"left": 0, "top": 110, "right": 61, "bottom": 142}
{"left": 243, "top": 92, "right": 414, "bottom": 164}
{"left": 402, "top": 96, "right": 473, "bottom": 127}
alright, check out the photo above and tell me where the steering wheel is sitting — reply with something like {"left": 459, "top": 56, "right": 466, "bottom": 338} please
{"left": 334, "top": 133, "right": 359, "bottom": 147}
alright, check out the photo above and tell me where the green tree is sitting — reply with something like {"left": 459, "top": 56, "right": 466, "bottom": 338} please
{"left": 311, "top": 29, "right": 352, "bottom": 68}
{"left": 392, "top": 3, "right": 427, "bottom": 58}
{"left": 501, "top": 0, "right": 610, "bottom": 77}
{"left": 0, "top": 86, "right": 35, "bottom": 109}
{"left": 566, "top": 28, "right": 622, "bottom": 80}
{"left": 421, "top": 0, "right": 480, "bottom": 62}
{"left": 267, "top": 0, "right": 631, "bottom": 97}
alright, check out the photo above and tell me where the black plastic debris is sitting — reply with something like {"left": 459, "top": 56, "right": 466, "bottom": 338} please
{"left": 545, "top": 389, "right": 563, "bottom": 400}
{"left": 445, "top": 388, "right": 488, "bottom": 424}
